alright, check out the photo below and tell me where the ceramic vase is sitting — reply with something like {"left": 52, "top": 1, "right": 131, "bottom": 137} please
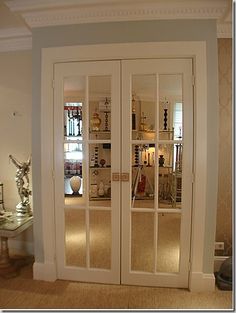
{"left": 70, "top": 176, "right": 81, "bottom": 194}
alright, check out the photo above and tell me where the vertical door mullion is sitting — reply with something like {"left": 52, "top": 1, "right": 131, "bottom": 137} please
{"left": 154, "top": 73, "right": 159, "bottom": 273}
{"left": 85, "top": 75, "right": 90, "bottom": 269}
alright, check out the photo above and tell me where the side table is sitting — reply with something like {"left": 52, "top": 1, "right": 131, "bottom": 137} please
{"left": 0, "top": 213, "right": 33, "bottom": 278}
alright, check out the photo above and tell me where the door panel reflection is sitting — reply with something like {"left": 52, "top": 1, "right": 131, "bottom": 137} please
{"left": 65, "top": 208, "right": 86, "bottom": 267}
{"left": 89, "top": 210, "right": 111, "bottom": 269}
{"left": 158, "top": 144, "right": 182, "bottom": 208}
{"left": 131, "top": 212, "right": 154, "bottom": 272}
{"left": 156, "top": 213, "right": 181, "bottom": 273}
{"left": 132, "top": 144, "right": 155, "bottom": 209}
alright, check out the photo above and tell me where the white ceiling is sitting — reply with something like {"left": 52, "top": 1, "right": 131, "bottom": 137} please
{"left": 0, "top": 0, "right": 232, "bottom": 52}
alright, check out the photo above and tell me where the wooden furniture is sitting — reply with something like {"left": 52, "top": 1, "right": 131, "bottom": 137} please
{"left": 0, "top": 214, "right": 33, "bottom": 278}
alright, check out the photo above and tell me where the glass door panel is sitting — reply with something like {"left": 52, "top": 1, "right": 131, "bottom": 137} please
{"left": 131, "top": 212, "right": 155, "bottom": 272}
{"left": 132, "top": 74, "right": 156, "bottom": 141}
{"left": 158, "top": 143, "right": 183, "bottom": 209}
{"left": 65, "top": 208, "right": 86, "bottom": 267}
{"left": 131, "top": 144, "right": 156, "bottom": 209}
{"left": 89, "top": 210, "right": 111, "bottom": 269}
{"left": 156, "top": 213, "right": 181, "bottom": 273}
{"left": 159, "top": 74, "right": 183, "bottom": 141}
{"left": 89, "top": 76, "right": 111, "bottom": 140}
{"left": 89, "top": 143, "right": 111, "bottom": 207}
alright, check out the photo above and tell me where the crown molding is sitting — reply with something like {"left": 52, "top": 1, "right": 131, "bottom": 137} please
{"left": 0, "top": 27, "right": 31, "bottom": 39}
{"left": 0, "top": 26, "right": 32, "bottom": 52}
{"left": 0, "top": 37, "right": 32, "bottom": 52}
{"left": 5, "top": 0, "right": 229, "bottom": 28}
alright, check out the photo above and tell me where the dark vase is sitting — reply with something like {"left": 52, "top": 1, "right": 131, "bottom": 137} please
{"left": 159, "top": 155, "right": 165, "bottom": 167}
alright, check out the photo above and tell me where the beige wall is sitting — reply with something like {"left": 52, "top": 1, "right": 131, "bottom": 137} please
{"left": 216, "top": 39, "right": 232, "bottom": 256}
{"left": 0, "top": 50, "right": 33, "bottom": 252}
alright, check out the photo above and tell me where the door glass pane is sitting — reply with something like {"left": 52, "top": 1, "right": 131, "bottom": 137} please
{"left": 132, "top": 144, "right": 155, "bottom": 209}
{"left": 89, "top": 143, "right": 111, "bottom": 207}
{"left": 89, "top": 210, "right": 111, "bottom": 269}
{"left": 89, "top": 76, "right": 111, "bottom": 140}
{"left": 132, "top": 75, "right": 156, "bottom": 141}
{"left": 156, "top": 213, "right": 181, "bottom": 273}
{"left": 159, "top": 74, "right": 182, "bottom": 140}
{"left": 158, "top": 143, "right": 182, "bottom": 209}
{"left": 65, "top": 208, "right": 86, "bottom": 267}
{"left": 131, "top": 212, "right": 154, "bottom": 272}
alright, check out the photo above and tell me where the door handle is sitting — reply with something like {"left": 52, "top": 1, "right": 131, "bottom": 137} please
{"left": 112, "top": 173, "right": 129, "bottom": 182}
{"left": 112, "top": 173, "right": 120, "bottom": 181}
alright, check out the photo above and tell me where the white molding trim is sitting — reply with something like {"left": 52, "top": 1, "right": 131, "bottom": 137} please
{"left": 22, "top": 5, "right": 227, "bottom": 28}
{"left": 189, "top": 272, "right": 215, "bottom": 292}
{"left": 0, "top": 37, "right": 32, "bottom": 52}
{"left": 40, "top": 42, "right": 209, "bottom": 289}
{"left": 33, "top": 261, "right": 57, "bottom": 281}
{"left": 5, "top": 0, "right": 229, "bottom": 28}
{"left": 0, "top": 27, "right": 31, "bottom": 39}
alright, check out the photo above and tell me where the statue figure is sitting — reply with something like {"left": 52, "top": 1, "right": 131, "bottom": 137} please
{"left": 9, "top": 155, "right": 32, "bottom": 217}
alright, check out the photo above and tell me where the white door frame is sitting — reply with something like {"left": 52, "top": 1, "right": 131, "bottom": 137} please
{"left": 34, "top": 41, "right": 212, "bottom": 291}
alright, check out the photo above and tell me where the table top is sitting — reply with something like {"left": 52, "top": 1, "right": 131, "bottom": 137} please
{"left": 0, "top": 213, "right": 33, "bottom": 238}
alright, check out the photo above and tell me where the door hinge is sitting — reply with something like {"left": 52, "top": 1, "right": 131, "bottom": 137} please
{"left": 52, "top": 79, "right": 55, "bottom": 89}
{"left": 192, "top": 75, "right": 195, "bottom": 86}
{"left": 52, "top": 170, "right": 55, "bottom": 180}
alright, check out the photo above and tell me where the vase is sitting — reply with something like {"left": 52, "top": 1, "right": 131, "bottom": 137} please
{"left": 98, "top": 181, "right": 105, "bottom": 197}
{"left": 159, "top": 155, "right": 165, "bottom": 167}
{"left": 70, "top": 176, "right": 81, "bottom": 194}
{"left": 90, "top": 112, "right": 101, "bottom": 131}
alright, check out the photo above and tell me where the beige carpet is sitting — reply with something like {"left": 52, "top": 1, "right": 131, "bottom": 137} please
{"left": 0, "top": 262, "right": 233, "bottom": 310}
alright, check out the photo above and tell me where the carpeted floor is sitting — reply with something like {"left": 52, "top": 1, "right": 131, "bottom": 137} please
{"left": 0, "top": 262, "right": 233, "bottom": 310}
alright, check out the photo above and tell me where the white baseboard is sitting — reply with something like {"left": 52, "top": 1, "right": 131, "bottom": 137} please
{"left": 33, "top": 261, "right": 57, "bottom": 281}
{"left": 189, "top": 271, "right": 215, "bottom": 292}
{"left": 214, "top": 256, "right": 229, "bottom": 272}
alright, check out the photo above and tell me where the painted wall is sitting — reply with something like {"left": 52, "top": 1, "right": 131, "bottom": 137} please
{"left": 216, "top": 38, "right": 232, "bottom": 256}
{"left": 32, "top": 19, "right": 219, "bottom": 272}
{"left": 0, "top": 50, "right": 33, "bottom": 252}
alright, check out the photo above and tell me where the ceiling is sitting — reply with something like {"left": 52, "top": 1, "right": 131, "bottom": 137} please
{"left": 0, "top": 0, "right": 232, "bottom": 52}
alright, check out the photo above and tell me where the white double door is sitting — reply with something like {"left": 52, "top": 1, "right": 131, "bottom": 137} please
{"left": 54, "top": 58, "right": 193, "bottom": 288}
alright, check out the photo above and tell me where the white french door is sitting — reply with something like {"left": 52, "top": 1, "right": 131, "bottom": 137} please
{"left": 121, "top": 59, "right": 193, "bottom": 288}
{"left": 54, "top": 58, "right": 193, "bottom": 288}
{"left": 54, "top": 61, "right": 121, "bottom": 284}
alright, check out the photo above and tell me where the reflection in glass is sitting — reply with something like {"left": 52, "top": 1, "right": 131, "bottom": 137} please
{"left": 90, "top": 210, "right": 111, "bottom": 269}
{"left": 156, "top": 213, "right": 181, "bottom": 273}
{"left": 131, "top": 212, "right": 154, "bottom": 272}
{"left": 158, "top": 144, "right": 182, "bottom": 208}
{"left": 131, "top": 144, "right": 155, "bottom": 209}
{"left": 132, "top": 75, "right": 156, "bottom": 140}
{"left": 89, "top": 144, "right": 111, "bottom": 207}
{"left": 159, "top": 74, "right": 182, "bottom": 140}
{"left": 65, "top": 208, "right": 86, "bottom": 267}
{"left": 64, "top": 142, "right": 85, "bottom": 207}
{"left": 89, "top": 76, "right": 111, "bottom": 140}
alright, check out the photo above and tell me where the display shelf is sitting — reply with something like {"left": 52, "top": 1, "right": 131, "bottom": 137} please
{"left": 89, "top": 166, "right": 111, "bottom": 169}
{"left": 89, "top": 197, "right": 111, "bottom": 201}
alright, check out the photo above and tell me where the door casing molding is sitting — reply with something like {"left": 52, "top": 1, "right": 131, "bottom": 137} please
{"left": 36, "top": 41, "right": 211, "bottom": 291}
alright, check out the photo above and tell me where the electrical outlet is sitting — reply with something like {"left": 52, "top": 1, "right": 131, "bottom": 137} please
{"left": 215, "top": 242, "right": 224, "bottom": 250}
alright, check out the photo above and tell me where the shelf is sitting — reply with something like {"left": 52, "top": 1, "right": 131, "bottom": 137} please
{"left": 89, "top": 197, "right": 111, "bottom": 200}
{"left": 90, "top": 130, "right": 111, "bottom": 134}
{"left": 90, "top": 166, "right": 111, "bottom": 169}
